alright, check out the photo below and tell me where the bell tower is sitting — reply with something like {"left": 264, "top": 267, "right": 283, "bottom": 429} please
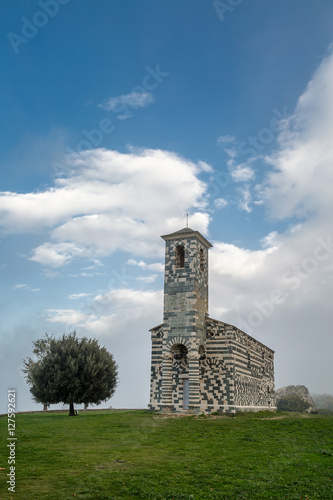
{"left": 159, "top": 227, "right": 212, "bottom": 412}
{"left": 161, "top": 227, "right": 212, "bottom": 342}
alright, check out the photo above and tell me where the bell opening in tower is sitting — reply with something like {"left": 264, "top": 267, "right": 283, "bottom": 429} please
{"left": 175, "top": 245, "right": 185, "bottom": 268}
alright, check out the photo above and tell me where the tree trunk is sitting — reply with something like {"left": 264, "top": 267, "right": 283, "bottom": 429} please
{"left": 69, "top": 402, "right": 75, "bottom": 416}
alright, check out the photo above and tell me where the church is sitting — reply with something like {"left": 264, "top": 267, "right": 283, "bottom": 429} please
{"left": 148, "top": 227, "right": 276, "bottom": 414}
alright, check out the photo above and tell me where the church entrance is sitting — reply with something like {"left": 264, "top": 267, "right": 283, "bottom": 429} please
{"left": 183, "top": 378, "right": 189, "bottom": 410}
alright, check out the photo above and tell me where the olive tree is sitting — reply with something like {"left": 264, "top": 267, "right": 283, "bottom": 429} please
{"left": 23, "top": 332, "right": 118, "bottom": 416}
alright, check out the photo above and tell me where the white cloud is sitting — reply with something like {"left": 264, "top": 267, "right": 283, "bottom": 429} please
{"left": 46, "top": 288, "right": 163, "bottom": 334}
{"left": 214, "top": 198, "right": 228, "bottom": 209}
{"left": 30, "top": 242, "right": 86, "bottom": 267}
{"left": 210, "top": 241, "right": 276, "bottom": 280}
{"left": 214, "top": 150, "right": 256, "bottom": 213}
{"left": 82, "top": 259, "right": 104, "bottom": 269}
{"left": 12, "top": 283, "right": 40, "bottom": 292}
{"left": 198, "top": 160, "right": 214, "bottom": 173}
{"left": 210, "top": 50, "right": 333, "bottom": 317}
{"left": 93, "top": 288, "right": 161, "bottom": 310}
{"left": 260, "top": 49, "right": 333, "bottom": 220}
{"left": 0, "top": 148, "right": 210, "bottom": 267}
{"left": 260, "top": 231, "right": 279, "bottom": 249}
{"left": 217, "top": 134, "right": 235, "bottom": 144}
{"left": 136, "top": 275, "right": 158, "bottom": 283}
{"left": 207, "top": 49, "right": 333, "bottom": 393}
{"left": 127, "top": 259, "right": 164, "bottom": 272}
{"left": 127, "top": 259, "right": 147, "bottom": 268}
{"left": 217, "top": 135, "right": 238, "bottom": 158}
{"left": 0, "top": 189, "right": 78, "bottom": 233}
{"left": 68, "top": 293, "right": 93, "bottom": 300}
{"left": 147, "top": 263, "right": 164, "bottom": 272}
{"left": 230, "top": 164, "right": 255, "bottom": 182}
{"left": 45, "top": 309, "right": 96, "bottom": 326}
{"left": 69, "top": 272, "right": 96, "bottom": 278}
{"left": 99, "top": 91, "right": 154, "bottom": 119}
{"left": 237, "top": 184, "right": 252, "bottom": 212}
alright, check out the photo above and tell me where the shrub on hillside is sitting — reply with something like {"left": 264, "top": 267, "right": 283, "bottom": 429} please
{"left": 317, "top": 408, "right": 333, "bottom": 416}
{"left": 277, "top": 393, "right": 310, "bottom": 412}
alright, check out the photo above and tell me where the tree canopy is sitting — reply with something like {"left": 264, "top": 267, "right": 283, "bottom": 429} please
{"left": 23, "top": 332, "right": 118, "bottom": 416}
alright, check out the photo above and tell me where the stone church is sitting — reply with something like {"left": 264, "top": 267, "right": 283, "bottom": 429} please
{"left": 148, "top": 227, "right": 276, "bottom": 413}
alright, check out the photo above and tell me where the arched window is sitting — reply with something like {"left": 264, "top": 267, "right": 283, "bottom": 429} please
{"left": 171, "top": 343, "right": 188, "bottom": 360}
{"left": 198, "top": 345, "right": 206, "bottom": 360}
{"left": 200, "top": 249, "right": 204, "bottom": 272}
{"left": 175, "top": 245, "right": 185, "bottom": 268}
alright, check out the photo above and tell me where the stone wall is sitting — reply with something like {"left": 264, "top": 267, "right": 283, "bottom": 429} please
{"left": 163, "top": 235, "right": 209, "bottom": 342}
{"left": 148, "top": 318, "right": 276, "bottom": 413}
{"left": 149, "top": 325, "right": 163, "bottom": 411}
{"left": 202, "top": 318, "right": 275, "bottom": 412}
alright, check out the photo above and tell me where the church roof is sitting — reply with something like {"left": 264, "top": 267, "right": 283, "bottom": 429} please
{"left": 161, "top": 227, "right": 212, "bottom": 248}
{"left": 206, "top": 316, "right": 275, "bottom": 353}
{"left": 169, "top": 227, "right": 195, "bottom": 235}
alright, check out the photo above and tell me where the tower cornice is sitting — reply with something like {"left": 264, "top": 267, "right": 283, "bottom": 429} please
{"left": 161, "top": 227, "right": 213, "bottom": 249}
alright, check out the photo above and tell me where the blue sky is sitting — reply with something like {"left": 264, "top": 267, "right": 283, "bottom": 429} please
{"left": 1, "top": 0, "right": 333, "bottom": 412}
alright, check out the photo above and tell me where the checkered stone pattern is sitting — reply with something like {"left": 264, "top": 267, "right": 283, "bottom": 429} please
{"left": 205, "top": 317, "right": 276, "bottom": 412}
{"left": 171, "top": 359, "right": 189, "bottom": 410}
{"left": 234, "top": 374, "right": 275, "bottom": 408}
{"left": 163, "top": 234, "right": 210, "bottom": 342}
{"left": 148, "top": 325, "right": 163, "bottom": 411}
{"left": 200, "top": 357, "right": 227, "bottom": 411}
{"left": 148, "top": 228, "right": 276, "bottom": 414}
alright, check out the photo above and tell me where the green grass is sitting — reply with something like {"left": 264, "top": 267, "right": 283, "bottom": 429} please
{"left": 0, "top": 410, "right": 333, "bottom": 499}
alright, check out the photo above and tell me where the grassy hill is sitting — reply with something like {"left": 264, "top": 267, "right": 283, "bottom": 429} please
{"left": 0, "top": 410, "right": 332, "bottom": 499}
